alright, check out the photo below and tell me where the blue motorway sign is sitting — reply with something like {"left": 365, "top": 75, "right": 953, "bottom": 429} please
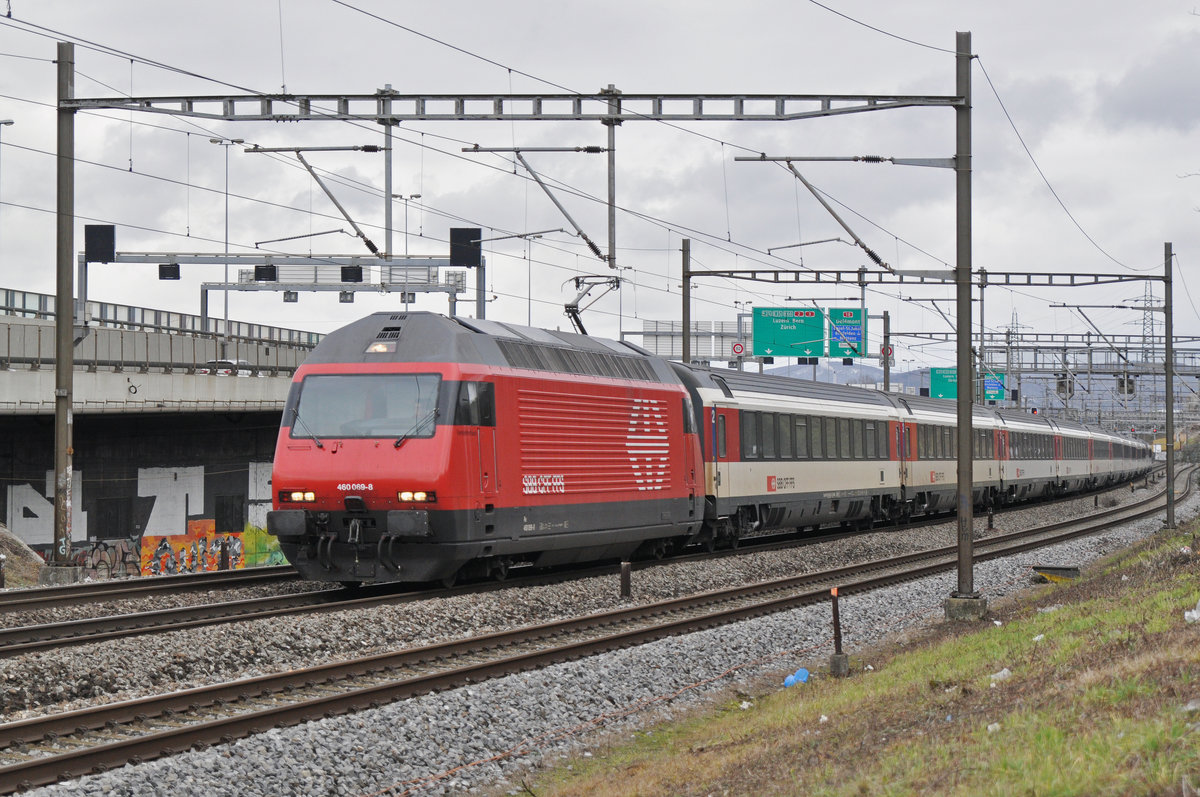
{"left": 983, "top": 372, "right": 1006, "bottom": 401}
{"left": 828, "top": 307, "right": 866, "bottom": 358}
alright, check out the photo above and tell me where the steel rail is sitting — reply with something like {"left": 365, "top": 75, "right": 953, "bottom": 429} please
{"left": 0, "top": 466, "right": 1188, "bottom": 793}
{"left": 0, "top": 473, "right": 1173, "bottom": 656}
{"left": 0, "top": 566, "right": 299, "bottom": 613}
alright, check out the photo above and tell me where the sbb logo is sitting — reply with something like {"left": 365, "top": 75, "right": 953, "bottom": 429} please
{"left": 523, "top": 473, "right": 566, "bottom": 495}
{"left": 767, "top": 476, "right": 777, "bottom": 492}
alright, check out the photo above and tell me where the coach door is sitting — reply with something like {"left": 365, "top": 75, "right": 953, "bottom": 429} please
{"left": 996, "top": 423, "right": 1009, "bottom": 484}
{"left": 682, "top": 397, "right": 699, "bottom": 520}
{"left": 894, "top": 400, "right": 915, "bottom": 491}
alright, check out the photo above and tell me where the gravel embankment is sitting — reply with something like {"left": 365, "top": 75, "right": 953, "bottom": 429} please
{"left": 10, "top": 478, "right": 1188, "bottom": 797}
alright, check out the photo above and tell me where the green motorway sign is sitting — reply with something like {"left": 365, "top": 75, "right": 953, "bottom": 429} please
{"left": 751, "top": 307, "right": 824, "bottom": 357}
{"left": 930, "top": 367, "right": 957, "bottom": 399}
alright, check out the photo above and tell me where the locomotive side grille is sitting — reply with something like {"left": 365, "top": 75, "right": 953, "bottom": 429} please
{"left": 517, "top": 390, "right": 672, "bottom": 495}
{"left": 497, "top": 338, "right": 659, "bottom": 382}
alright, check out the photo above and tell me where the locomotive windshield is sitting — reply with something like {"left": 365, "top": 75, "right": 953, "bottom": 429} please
{"left": 289, "top": 373, "right": 442, "bottom": 439}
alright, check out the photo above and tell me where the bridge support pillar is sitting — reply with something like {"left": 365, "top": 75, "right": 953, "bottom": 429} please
{"left": 944, "top": 594, "right": 988, "bottom": 621}
{"left": 38, "top": 563, "right": 83, "bottom": 586}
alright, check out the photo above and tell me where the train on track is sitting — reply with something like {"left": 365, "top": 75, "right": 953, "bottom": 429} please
{"left": 267, "top": 312, "right": 1154, "bottom": 585}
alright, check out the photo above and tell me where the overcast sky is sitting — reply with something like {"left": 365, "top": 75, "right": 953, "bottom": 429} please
{"left": 0, "top": 1, "right": 1196, "bottom": 368}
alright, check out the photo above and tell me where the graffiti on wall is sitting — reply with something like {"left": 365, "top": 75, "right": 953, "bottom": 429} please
{"left": 141, "top": 519, "right": 244, "bottom": 575}
{"left": 69, "top": 537, "right": 142, "bottom": 580}
{"left": 4, "top": 462, "right": 282, "bottom": 577}
{"left": 5, "top": 473, "right": 87, "bottom": 547}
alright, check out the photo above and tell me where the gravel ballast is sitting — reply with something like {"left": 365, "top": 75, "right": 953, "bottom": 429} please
{"left": 11, "top": 480, "right": 1191, "bottom": 796}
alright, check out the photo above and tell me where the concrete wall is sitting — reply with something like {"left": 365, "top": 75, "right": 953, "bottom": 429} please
{"left": 0, "top": 368, "right": 291, "bottom": 414}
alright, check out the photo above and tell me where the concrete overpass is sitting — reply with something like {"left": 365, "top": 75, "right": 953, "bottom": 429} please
{"left": 1, "top": 291, "right": 312, "bottom": 413}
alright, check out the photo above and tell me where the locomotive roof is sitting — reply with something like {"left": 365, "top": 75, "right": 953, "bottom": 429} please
{"left": 303, "top": 311, "right": 681, "bottom": 384}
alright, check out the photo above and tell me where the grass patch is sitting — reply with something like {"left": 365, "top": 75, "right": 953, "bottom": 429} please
{"left": 527, "top": 526, "right": 1200, "bottom": 797}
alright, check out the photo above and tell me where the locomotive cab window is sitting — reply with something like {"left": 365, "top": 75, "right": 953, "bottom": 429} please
{"left": 289, "top": 373, "right": 442, "bottom": 440}
{"left": 454, "top": 381, "right": 496, "bottom": 426}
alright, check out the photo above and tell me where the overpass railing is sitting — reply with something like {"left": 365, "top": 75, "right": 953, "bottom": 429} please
{"left": 0, "top": 288, "right": 324, "bottom": 348}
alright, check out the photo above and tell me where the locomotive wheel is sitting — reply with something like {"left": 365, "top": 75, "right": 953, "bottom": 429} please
{"left": 490, "top": 558, "right": 510, "bottom": 581}
{"left": 441, "top": 569, "right": 460, "bottom": 589}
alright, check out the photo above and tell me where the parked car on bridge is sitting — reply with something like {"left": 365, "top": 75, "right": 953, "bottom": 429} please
{"left": 202, "top": 359, "right": 258, "bottom": 376}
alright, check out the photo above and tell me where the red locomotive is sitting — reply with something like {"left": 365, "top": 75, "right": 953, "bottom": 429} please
{"left": 268, "top": 312, "right": 703, "bottom": 584}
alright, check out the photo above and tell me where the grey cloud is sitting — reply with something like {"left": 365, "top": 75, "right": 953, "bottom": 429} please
{"left": 1097, "top": 31, "right": 1200, "bottom": 132}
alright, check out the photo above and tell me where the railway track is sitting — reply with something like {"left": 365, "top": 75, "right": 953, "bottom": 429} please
{"left": 0, "top": 566, "right": 299, "bottom": 613}
{"left": 0, "top": 474, "right": 1174, "bottom": 658}
{"left": 0, "top": 465, "right": 1189, "bottom": 794}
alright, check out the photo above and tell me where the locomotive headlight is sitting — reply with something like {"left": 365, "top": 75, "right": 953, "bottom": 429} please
{"left": 397, "top": 490, "right": 435, "bottom": 503}
{"left": 282, "top": 490, "right": 316, "bottom": 503}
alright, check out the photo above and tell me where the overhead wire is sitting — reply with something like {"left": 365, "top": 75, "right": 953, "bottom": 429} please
{"left": 0, "top": 9, "right": 949, "bottom": 296}
{"left": 0, "top": 6, "right": 1154, "bottom": 358}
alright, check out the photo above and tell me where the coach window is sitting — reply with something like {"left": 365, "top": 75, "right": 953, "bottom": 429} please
{"left": 779, "top": 413, "right": 794, "bottom": 459}
{"left": 835, "top": 418, "right": 850, "bottom": 460}
{"left": 741, "top": 412, "right": 760, "bottom": 459}
{"left": 716, "top": 414, "right": 727, "bottom": 458}
{"left": 877, "top": 422, "right": 889, "bottom": 459}
{"left": 762, "top": 413, "right": 778, "bottom": 459}
{"left": 810, "top": 416, "right": 824, "bottom": 459}
{"left": 824, "top": 417, "right": 838, "bottom": 459}
{"left": 795, "top": 416, "right": 809, "bottom": 458}
{"left": 851, "top": 420, "right": 865, "bottom": 459}
{"left": 864, "top": 421, "right": 877, "bottom": 459}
